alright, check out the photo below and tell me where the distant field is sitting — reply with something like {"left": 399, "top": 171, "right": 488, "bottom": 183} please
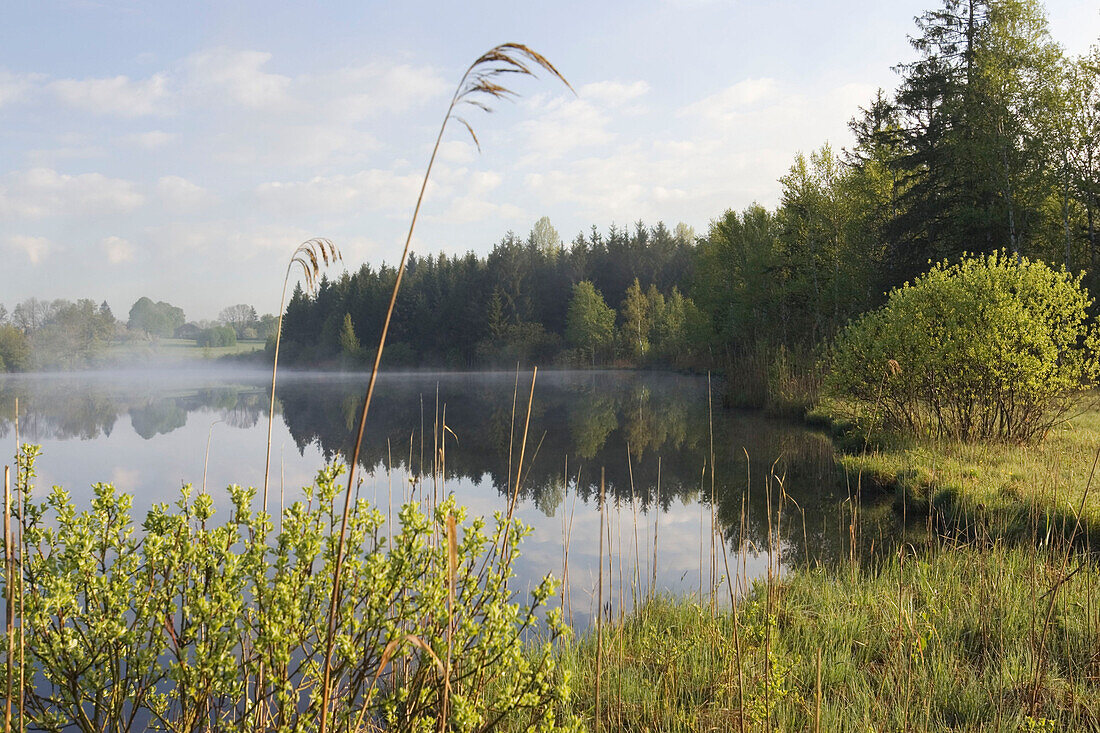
{"left": 104, "top": 337, "right": 266, "bottom": 364}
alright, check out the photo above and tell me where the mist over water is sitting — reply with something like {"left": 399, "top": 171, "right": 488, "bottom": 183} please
{"left": 0, "top": 367, "right": 854, "bottom": 626}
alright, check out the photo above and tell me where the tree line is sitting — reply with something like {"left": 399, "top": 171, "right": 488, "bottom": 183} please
{"left": 280, "top": 2, "right": 1099, "bottom": 375}
{"left": 0, "top": 296, "right": 279, "bottom": 371}
{"left": 3, "top": 1, "right": 1096, "bottom": 377}
{"left": 700, "top": 0, "right": 1100, "bottom": 363}
{"left": 278, "top": 218, "right": 708, "bottom": 369}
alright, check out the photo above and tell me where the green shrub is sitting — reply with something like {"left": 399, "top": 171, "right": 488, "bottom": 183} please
{"left": 4, "top": 445, "right": 577, "bottom": 732}
{"left": 826, "top": 252, "right": 1100, "bottom": 442}
{"left": 196, "top": 325, "right": 237, "bottom": 348}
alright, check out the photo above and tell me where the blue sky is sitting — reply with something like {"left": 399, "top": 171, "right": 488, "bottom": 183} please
{"left": 2, "top": 0, "right": 1098, "bottom": 320}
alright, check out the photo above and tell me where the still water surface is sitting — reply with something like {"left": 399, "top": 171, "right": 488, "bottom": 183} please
{"left": 0, "top": 369, "right": 854, "bottom": 625}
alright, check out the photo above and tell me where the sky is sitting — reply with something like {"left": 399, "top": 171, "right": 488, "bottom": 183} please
{"left": 2, "top": 0, "right": 1099, "bottom": 321}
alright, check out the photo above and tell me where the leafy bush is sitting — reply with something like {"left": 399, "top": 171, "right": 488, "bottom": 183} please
{"left": 4, "top": 445, "right": 577, "bottom": 732}
{"left": 196, "top": 325, "right": 237, "bottom": 348}
{"left": 826, "top": 252, "right": 1100, "bottom": 442}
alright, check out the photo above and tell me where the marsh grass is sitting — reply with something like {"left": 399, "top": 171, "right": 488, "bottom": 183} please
{"left": 552, "top": 390, "right": 1100, "bottom": 732}
{"left": 816, "top": 393, "right": 1100, "bottom": 538}
{"left": 558, "top": 533, "right": 1100, "bottom": 731}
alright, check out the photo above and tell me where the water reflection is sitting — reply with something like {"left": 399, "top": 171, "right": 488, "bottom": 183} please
{"left": 0, "top": 370, "right": 859, "bottom": 617}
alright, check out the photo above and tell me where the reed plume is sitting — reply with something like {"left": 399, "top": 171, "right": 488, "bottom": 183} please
{"left": 263, "top": 238, "right": 342, "bottom": 511}
{"left": 319, "top": 44, "right": 570, "bottom": 732}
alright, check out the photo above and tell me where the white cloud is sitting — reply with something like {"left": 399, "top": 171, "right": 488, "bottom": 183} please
{"left": 519, "top": 79, "right": 877, "bottom": 227}
{"left": 156, "top": 175, "right": 207, "bottom": 210}
{"left": 5, "top": 235, "right": 51, "bottom": 264}
{"left": 255, "top": 169, "right": 426, "bottom": 216}
{"left": 124, "top": 130, "right": 176, "bottom": 149}
{"left": 438, "top": 140, "right": 476, "bottom": 164}
{"left": 0, "top": 168, "right": 144, "bottom": 219}
{"left": 314, "top": 62, "right": 449, "bottom": 119}
{"left": 432, "top": 170, "right": 524, "bottom": 224}
{"left": 186, "top": 49, "right": 290, "bottom": 108}
{"left": 580, "top": 80, "right": 650, "bottom": 107}
{"left": 50, "top": 73, "right": 169, "bottom": 116}
{"left": 110, "top": 467, "right": 140, "bottom": 490}
{"left": 102, "top": 235, "right": 135, "bottom": 264}
{"left": 519, "top": 96, "right": 615, "bottom": 163}
{"left": 148, "top": 221, "right": 322, "bottom": 261}
{"left": 0, "top": 69, "right": 37, "bottom": 108}
{"left": 679, "top": 78, "right": 778, "bottom": 124}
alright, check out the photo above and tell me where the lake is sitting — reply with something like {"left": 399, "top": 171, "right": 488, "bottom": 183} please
{"left": 0, "top": 368, "right": 860, "bottom": 627}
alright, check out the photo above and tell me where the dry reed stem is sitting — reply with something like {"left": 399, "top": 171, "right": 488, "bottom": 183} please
{"left": 320, "top": 46, "right": 569, "bottom": 732}
{"left": 718, "top": 514, "right": 746, "bottom": 733}
{"left": 596, "top": 468, "right": 605, "bottom": 733}
{"left": 264, "top": 238, "right": 341, "bottom": 511}
{"left": 201, "top": 419, "right": 222, "bottom": 496}
{"left": 652, "top": 457, "right": 660, "bottom": 600}
{"left": 4, "top": 465, "right": 10, "bottom": 733}
{"left": 12, "top": 399, "right": 20, "bottom": 733}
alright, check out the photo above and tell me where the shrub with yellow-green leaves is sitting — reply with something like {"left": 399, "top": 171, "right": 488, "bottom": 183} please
{"left": 4, "top": 444, "right": 578, "bottom": 732}
{"left": 827, "top": 251, "right": 1100, "bottom": 442}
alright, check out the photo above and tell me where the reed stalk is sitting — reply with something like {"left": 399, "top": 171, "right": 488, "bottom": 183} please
{"left": 595, "top": 468, "right": 605, "bottom": 733}
{"left": 263, "top": 238, "right": 341, "bottom": 512}
{"left": 651, "top": 457, "right": 660, "bottom": 599}
{"left": 4, "top": 465, "right": 11, "bottom": 733}
{"left": 319, "top": 46, "right": 569, "bottom": 732}
{"left": 12, "top": 399, "right": 20, "bottom": 733}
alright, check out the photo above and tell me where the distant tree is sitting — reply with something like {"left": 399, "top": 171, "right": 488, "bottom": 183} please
{"left": 338, "top": 313, "right": 360, "bottom": 357}
{"left": 12, "top": 297, "right": 53, "bottom": 333}
{"left": 620, "top": 278, "right": 650, "bottom": 362}
{"left": 566, "top": 281, "right": 615, "bottom": 365}
{"left": 531, "top": 216, "right": 562, "bottom": 255}
{"left": 0, "top": 304, "right": 7, "bottom": 325}
{"left": 673, "top": 222, "right": 696, "bottom": 247}
{"left": 256, "top": 314, "right": 279, "bottom": 340}
{"left": 196, "top": 326, "right": 237, "bottom": 348}
{"left": 0, "top": 325, "right": 30, "bottom": 372}
{"left": 128, "top": 297, "right": 185, "bottom": 337}
{"left": 219, "top": 304, "right": 259, "bottom": 338}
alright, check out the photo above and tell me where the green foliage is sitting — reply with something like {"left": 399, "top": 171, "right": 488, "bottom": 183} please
{"left": 195, "top": 325, "right": 238, "bottom": 348}
{"left": 128, "top": 297, "right": 186, "bottom": 338}
{"left": 619, "top": 278, "right": 650, "bottom": 361}
{"left": 3, "top": 447, "right": 577, "bottom": 732}
{"left": 827, "top": 251, "right": 1100, "bottom": 441}
{"left": 29, "top": 299, "right": 118, "bottom": 369}
{"left": 279, "top": 222, "right": 699, "bottom": 370}
{"left": 0, "top": 323, "right": 30, "bottom": 372}
{"left": 338, "top": 312, "right": 360, "bottom": 358}
{"left": 565, "top": 281, "right": 615, "bottom": 365}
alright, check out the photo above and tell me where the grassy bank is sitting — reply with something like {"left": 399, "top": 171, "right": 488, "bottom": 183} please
{"left": 808, "top": 395, "right": 1100, "bottom": 541}
{"left": 552, "top": 392, "right": 1100, "bottom": 731}
{"left": 559, "top": 540, "right": 1100, "bottom": 731}
{"left": 106, "top": 336, "right": 266, "bottom": 363}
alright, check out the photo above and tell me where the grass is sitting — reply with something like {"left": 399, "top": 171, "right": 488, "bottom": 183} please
{"left": 104, "top": 337, "right": 265, "bottom": 364}
{"left": 549, "top": 390, "right": 1100, "bottom": 732}
{"left": 558, "top": 540, "right": 1100, "bottom": 731}
{"left": 810, "top": 393, "right": 1100, "bottom": 539}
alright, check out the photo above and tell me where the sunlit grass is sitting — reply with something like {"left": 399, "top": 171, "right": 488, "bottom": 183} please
{"left": 106, "top": 337, "right": 265, "bottom": 362}
{"left": 558, "top": 543, "right": 1100, "bottom": 731}
{"left": 816, "top": 393, "right": 1100, "bottom": 536}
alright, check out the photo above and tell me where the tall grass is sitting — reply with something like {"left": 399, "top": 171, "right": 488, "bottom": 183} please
{"left": 553, "top": 404, "right": 1100, "bottom": 732}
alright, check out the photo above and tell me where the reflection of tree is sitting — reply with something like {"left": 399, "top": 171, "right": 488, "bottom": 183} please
{"left": 568, "top": 396, "right": 616, "bottom": 460}
{"left": 0, "top": 377, "right": 270, "bottom": 441}
{"left": 0, "top": 370, "right": 861, "bottom": 566}
{"left": 130, "top": 400, "right": 188, "bottom": 439}
{"left": 273, "top": 371, "right": 851, "bottom": 570}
